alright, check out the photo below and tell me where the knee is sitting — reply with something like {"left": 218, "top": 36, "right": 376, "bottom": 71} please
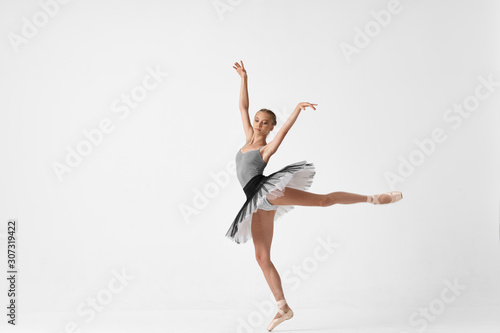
{"left": 255, "top": 253, "right": 272, "bottom": 268}
{"left": 319, "top": 194, "right": 335, "bottom": 207}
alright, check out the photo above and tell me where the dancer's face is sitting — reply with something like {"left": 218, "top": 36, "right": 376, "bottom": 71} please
{"left": 254, "top": 112, "right": 274, "bottom": 135}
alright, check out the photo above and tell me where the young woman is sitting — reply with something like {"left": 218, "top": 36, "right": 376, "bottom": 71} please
{"left": 225, "top": 60, "right": 403, "bottom": 331}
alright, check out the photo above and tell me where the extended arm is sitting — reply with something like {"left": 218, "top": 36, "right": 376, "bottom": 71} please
{"left": 239, "top": 71, "right": 249, "bottom": 110}
{"left": 266, "top": 102, "right": 317, "bottom": 155}
{"left": 233, "top": 61, "right": 253, "bottom": 139}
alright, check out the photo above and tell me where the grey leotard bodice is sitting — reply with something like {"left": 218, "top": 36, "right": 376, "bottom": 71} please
{"left": 236, "top": 143, "right": 267, "bottom": 188}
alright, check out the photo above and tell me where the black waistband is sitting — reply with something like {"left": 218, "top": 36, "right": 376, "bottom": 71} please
{"left": 243, "top": 174, "right": 266, "bottom": 201}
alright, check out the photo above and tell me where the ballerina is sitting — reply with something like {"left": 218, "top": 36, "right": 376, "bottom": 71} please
{"left": 225, "top": 60, "right": 403, "bottom": 331}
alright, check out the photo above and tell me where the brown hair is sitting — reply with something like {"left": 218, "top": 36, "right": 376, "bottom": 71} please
{"left": 257, "top": 108, "right": 277, "bottom": 126}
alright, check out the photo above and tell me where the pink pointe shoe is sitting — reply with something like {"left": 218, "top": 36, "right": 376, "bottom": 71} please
{"left": 267, "top": 300, "right": 294, "bottom": 331}
{"left": 367, "top": 191, "right": 403, "bottom": 205}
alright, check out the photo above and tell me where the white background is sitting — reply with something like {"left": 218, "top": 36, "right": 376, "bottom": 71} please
{"left": 1, "top": 0, "right": 499, "bottom": 332}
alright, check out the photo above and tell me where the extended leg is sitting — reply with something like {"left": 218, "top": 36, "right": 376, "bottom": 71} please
{"left": 267, "top": 187, "right": 394, "bottom": 206}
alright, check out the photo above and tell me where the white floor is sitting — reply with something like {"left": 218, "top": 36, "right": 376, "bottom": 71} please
{"left": 3, "top": 306, "right": 500, "bottom": 333}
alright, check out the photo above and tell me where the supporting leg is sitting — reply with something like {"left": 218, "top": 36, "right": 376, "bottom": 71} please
{"left": 251, "top": 210, "right": 292, "bottom": 320}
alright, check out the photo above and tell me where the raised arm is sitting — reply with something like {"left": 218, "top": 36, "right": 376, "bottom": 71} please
{"left": 233, "top": 61, "right": 253, "bottom": 140}
{"left": 266, "top": 102, "right": 317, "bottom": 156}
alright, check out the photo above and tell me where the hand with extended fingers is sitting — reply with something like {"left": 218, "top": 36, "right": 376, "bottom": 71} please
{"left": 233, "top": 60, "right": 247, "bottom": 78}
{"left": 296, "top": 102, "right": 317, "bottom": 111}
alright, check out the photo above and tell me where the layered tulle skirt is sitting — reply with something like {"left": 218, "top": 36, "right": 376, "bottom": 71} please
{"left": 225, "top": 160, "right": 316, "bottom": 244}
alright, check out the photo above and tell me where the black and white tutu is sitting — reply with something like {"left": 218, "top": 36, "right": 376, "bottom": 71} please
{"left": 225, "top": 160, "right": 316, "bottom": 244}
